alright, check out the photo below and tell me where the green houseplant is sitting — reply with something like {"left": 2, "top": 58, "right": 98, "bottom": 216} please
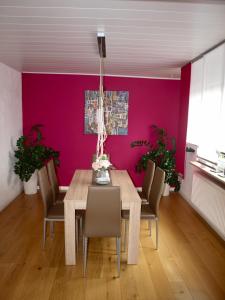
{"left": 131, "top": 125, "right": 180, "bottom": 193}
{"left": 14, "top": 125, "right": 59, "bottom": 194}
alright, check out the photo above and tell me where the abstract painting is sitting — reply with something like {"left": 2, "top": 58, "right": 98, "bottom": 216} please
{"left": 84, "top": 90, "right": 129, "bottom": 135}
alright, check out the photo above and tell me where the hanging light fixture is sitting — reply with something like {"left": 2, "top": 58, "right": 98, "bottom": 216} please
{"left": 96, "top": 32, "right": 107, "bottom": 159}
{"left": 92, "top": 32, "right": 111, "bottom": 181}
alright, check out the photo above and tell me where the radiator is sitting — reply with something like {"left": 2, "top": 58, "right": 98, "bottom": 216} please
{"left": 191, "top": 172, "right": 225, "bottom": 240}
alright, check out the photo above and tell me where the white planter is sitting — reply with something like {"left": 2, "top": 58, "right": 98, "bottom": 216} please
{"left": 23, "top": 171, "right": 38, "bottom": 195}
{"left": 162, "top": 183, "right": 170, "bottom": 196}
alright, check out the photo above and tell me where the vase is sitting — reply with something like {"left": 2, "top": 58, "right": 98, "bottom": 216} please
{"left": 23, "top": 171, "right": 38, "bottom": 195}
{"left": 95, "top": 169, "right": 110, "bottom": 184}
{"left": 162, "top": 183, "right": 170, "bottom": 196}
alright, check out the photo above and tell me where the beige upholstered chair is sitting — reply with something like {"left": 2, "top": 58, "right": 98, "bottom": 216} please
{"left": 83, "top": 186, "right": 121, "bottom": 277}
{"left": 47, "top": 159, "right": 65, "bottom": 203}
{"left": 122, "top": 167, "right": 165, "bottom": 250}
{"left": 38, "top": 166, "right": 80, "bottom": 249}
{"left": 139, "top": 160, "right": 155, "bottom": 204}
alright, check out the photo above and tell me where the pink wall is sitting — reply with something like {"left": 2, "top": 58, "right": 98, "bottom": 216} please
{"left": 176, "top": 64, "right": 191, "bottom": 175}
{"left": 22, "top": 73, "right": 181, "bottom": 186}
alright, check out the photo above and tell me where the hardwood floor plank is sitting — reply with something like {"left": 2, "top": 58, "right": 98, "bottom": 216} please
{"left": 0, "top": 192, "right": 225, "bottom": 299}
{"left": 160, "top": 195, "right": 225, "bottom": 300}
{"left": 0, "top": 263, "right": 26, "bottom": 300}
{"left": 15, "top": 266, "right": 57, "bottom": 300}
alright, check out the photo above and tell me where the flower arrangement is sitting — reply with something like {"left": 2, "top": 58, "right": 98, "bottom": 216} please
{"left": 92, "top": 154, "right": 111, "bottom": 171}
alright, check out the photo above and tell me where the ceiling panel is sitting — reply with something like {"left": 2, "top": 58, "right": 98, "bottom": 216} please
{"left": 0, "top": 0, "right": 225, "bottom": 78}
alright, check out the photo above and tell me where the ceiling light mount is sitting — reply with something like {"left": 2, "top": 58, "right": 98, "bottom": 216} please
{"left": 97, "top": 32, "right": 106, "bottom": 58}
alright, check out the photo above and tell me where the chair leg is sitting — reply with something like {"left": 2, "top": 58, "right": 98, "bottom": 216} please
{"left": 149, "top": 220, "right": 151, "bottom": 236}
{"left": 83, "top": 237, "right": 88, "bottom": 276}
{"left": 124, "top": 220, "right": 128, "bottom": 252}
{"left": 116, "top": 237, "right": 121, "bottom": 277}
{"left": 50, "top": 221, "right": 54, "bottom": 239}
{"left": 156, "top": 218, "right": 159, "bottom": 250}
{"left": 79, "top": 217, "right": 83, "bottom": 238}
{"left": 75, "top": 219, "right": 79, "bottom": 253}
{"left": 43, "top": 219, "right": 47, "bottom": 249}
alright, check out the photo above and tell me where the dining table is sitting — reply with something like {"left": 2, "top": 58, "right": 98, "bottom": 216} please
{"left": 64, "top": 169, "right": 141, "bottom": 265}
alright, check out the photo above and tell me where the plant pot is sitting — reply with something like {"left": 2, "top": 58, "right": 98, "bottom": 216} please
{"left": 23, "top": 171, "right": 38, "bottom": 195}
{"left": 162, "top": 183, "right": 170, "bottom": 196}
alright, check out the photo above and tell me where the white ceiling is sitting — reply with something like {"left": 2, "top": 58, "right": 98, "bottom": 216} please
{"left": 0, "top": 0, "right": 225, "bottom": 79}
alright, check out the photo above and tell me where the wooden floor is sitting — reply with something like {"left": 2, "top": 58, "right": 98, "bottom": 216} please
{"left": 0, "top": 192, "right": 225, "bottom": 300}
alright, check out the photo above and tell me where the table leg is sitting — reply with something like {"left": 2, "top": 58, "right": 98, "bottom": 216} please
{"left": 127, "top": 200, "right": 141, "bottom": 264}
{"left": 65, "top": 202, "right": 76, "bottom": 265}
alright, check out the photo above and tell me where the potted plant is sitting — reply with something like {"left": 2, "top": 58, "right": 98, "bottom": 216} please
{"left": 131, "top": 125, "right": 180, "bottom": 195}
{"left": 14, "top": 124, "right": 59, "bottom": 195}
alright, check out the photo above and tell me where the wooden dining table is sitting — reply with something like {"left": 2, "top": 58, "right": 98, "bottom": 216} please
{"left": 64, "top": 169, "right": 141, "bottom": 265}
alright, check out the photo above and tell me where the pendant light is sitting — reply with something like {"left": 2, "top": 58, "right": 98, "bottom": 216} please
{"left": 96, "top": 32, "right": 107, "bottom": 159}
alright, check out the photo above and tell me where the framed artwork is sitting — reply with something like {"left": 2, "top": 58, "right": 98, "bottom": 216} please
{"left": 84, "top": 90, "right": 129, "bottom": 135}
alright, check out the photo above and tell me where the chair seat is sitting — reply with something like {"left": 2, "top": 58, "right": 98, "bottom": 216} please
{"left": 137, "top": 190, "right": 144, "bottom": 198}
{"left": 140, "top": 205, "right": 156, "bottom": 218}
{"left": 123, "top": 167, "right": 165, "bottom": 251}
{"left": 122, "top": 205, "right": 156, "bottom": 219}
{"left": 137, "top": 190, "right": 149, "bottom": 204}
{"left": 55, "top": 191, "right": 66, "bottom": 202}
{"left": 121, "top": 209, "right": 129, "bottom": 219}
{"left": 47, "top": 202, "right": 64, "bottom": 219}
{"left": 47, "top": 202, "right": 84, "bottom": 220}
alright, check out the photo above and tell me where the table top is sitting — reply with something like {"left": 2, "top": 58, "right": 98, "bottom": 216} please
{"left": 64, "top": 169, "right": 141, "bottom": 209}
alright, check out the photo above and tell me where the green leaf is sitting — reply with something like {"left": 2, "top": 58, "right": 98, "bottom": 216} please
{"left": 13, "top": 125, "right": 60, "bottom": 182}
{"left": 131, "top": 124, "right": 180, "bottom": 191}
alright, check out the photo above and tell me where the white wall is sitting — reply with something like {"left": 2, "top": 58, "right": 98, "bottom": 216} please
{"left": 0, "top": 63, "right": 22, "bottom": 211}
{"left": 180, "top": 143, "right": 198, "bottom": 201}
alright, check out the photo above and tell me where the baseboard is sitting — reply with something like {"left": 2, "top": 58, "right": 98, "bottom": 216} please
{"left": 179, "top": 191, "right": 191, "bottom": 202}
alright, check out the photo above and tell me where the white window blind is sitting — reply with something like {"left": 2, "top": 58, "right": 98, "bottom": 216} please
{"left": 186, "top": 58, "right": 204, "bottom": 146}
{"left": 187, "top": 44, "right": 225, "bottom": 162}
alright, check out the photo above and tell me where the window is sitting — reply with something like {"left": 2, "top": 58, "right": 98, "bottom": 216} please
{"left": 187, "top": 44, "right": 225, "bottom": 162}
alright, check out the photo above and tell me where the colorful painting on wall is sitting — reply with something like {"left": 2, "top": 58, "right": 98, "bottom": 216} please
{"left": 84, "top": 90, "right": 129, "bottom": 135}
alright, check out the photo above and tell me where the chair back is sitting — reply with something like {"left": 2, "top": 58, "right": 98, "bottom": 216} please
{"left": 142, "top": 160, "right": 155, "bottom": 199}
{"left": 38, "top": 166, "right": 54, "bottom": 217}
{"left": 84, "top": 186, "right": 121, "bottom": 238}
{"left": 47, "top": 159, "right": 59, "bottom": 202}
{"left": 148, "top": 167, "right": 165, "bottom": 217}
